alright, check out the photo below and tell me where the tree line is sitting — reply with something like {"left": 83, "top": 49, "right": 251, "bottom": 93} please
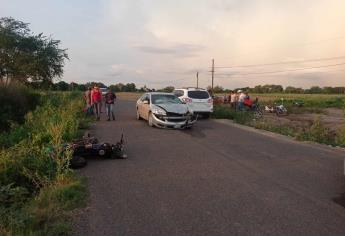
{"left": 28, "top": 80, "right": 345, "bottom": 94}
{"left": 209, "top": 84, "right": 345, "bottom": 94}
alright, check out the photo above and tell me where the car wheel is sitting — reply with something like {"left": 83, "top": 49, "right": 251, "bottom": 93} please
{"left": 136, "top": 109, "right": 142, "bottom": 120}
{"left": 148, "top": 112, "right": 154, "bottom": 127}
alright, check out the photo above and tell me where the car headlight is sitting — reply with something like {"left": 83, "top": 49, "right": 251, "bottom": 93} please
{"left": 151, "top": 106, "right": 167, "bottom": 116}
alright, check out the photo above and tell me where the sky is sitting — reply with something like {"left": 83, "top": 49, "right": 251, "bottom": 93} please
{"left": 1, "top": 0, "right": 345, "bottom": 89}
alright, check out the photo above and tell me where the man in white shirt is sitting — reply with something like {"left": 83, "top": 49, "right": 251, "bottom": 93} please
{"left": 238, "top": 90, "right": 246, "bottom": 110}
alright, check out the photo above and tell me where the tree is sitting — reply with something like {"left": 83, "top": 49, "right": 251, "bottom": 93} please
{"left": 213, "top": 85, "right": 224, "bottom": 93}
{"left": 123, "top": 83, "right": 136, "bottom": 92}
{"left": 0, "top": 17, "right": 68, "bottom": 85}
{"left": 54, "top": 81, "right": 69, "bottom": 91}
{"left": 109, "top": 83, "right": 124, "bottom": 92}
{"left": 285, "top": 86, "right": 304, "bottom": 94}
{"left": 306, "top": 86, "right": 322, "bottom": 94}
{"left": 159, "top": 86, "right": 174, "bottom": 92}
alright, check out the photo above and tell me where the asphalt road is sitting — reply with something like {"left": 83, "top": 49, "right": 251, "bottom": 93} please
{"left": 74, "top": 99, "right": 345, "bottom": 236}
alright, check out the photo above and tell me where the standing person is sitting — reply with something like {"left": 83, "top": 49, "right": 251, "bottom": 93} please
{"left": 91, "top": 86, "right": 102, "bottom": 120}
{"left": 84, "top": 87, "right": 92, "bottom": 115}
{"left": 105, "top": 88, "right": 116, "bottom": 121}
{"left": 238, "top": 90, "right": 246, "bottom": 111}
{"left": 230, "top": 91, "right": 237, "bottom": 109}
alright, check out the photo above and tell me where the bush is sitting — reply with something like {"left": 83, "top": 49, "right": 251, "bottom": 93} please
{"left": 337, "top": 125, "right": 345, "bottom": 147}
{"left": 309, "top": 116, "right": 330, "bottom": 144}
{"left": 0, "top": 83, "right": 40, "bottom": 132}
{"left": 211, "top": 105, "right": 254, "bottom": 124}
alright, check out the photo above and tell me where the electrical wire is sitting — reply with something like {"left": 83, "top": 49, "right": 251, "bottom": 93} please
{"left": 213, "top": 62, "right": 345, "bottom": 77}
{"left": 213, "top": 56, "right": 345, "bottom": 69}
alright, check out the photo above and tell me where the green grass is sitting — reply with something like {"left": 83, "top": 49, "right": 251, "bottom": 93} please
{"left": 211, "top": 106, "right": 254, "bottom": 124}
{"left": 250, "top": 93, "right": 345, "bottom": 108}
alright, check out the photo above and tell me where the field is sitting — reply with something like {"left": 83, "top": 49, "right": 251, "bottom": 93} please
{"left": 213, "top": 93, "right": 345, "bottom": 147}
{"left": 250, "top": 93, "right": 345, "bottom": 108}
{"left": 116, "top": 92, "right": 142, "bottom": 101}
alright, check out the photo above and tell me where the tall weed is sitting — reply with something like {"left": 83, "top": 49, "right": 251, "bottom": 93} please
{"left": 309, "top": 116, "right": 330, "bottom": 144}
{"left": 337, "top": 125, "right": 345, "bottom": 147}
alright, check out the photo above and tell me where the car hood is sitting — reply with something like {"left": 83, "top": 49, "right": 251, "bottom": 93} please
{"left": 154, "top": 104, "right": 189, "bottom": 114}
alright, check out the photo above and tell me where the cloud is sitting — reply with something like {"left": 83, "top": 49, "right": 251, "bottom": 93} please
{"left": 108, "top": 64, "right": 126, "bottom": 76}
{"left": 134, "top": 43, "right": 205, "bottom": 57}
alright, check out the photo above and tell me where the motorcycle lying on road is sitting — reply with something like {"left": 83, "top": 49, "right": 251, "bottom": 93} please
{"left": 66, "top": 133, "right": 127, "bottom": 168}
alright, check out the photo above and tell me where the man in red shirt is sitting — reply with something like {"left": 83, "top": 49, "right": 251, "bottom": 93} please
{"left": 91, "top": 86, "right": 102, "bottom": 120}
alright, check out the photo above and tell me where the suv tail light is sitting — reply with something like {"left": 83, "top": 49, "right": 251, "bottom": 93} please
{"left": 208, "top": 98, "right": 213, "bottom": 103}
{"left": 183, "top": 98, "right": 193, "bottom": 103}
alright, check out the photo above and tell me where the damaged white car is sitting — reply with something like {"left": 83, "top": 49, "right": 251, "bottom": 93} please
{"left": 136, "top": 92, "right": 197, "bottom": 129}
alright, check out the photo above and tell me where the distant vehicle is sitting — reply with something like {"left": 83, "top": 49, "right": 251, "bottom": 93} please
{"left": 100, "top": 87, "right": 108, "bottom": 96}
{"left": 173, "top": 88, "right": 213, "bottom": 118}
{"left": 136, "top": 92, "right": 197, "bottom": 129}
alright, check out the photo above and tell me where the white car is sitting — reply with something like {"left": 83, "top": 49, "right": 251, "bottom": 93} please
{"left": 100, "top": 87, "right": 108, "bottom": 96}
{"left": 136, "top": 92, "right": 197, "bottom": 129}
{"left": 173, "top": 88, "right": 213, "bottom": 118}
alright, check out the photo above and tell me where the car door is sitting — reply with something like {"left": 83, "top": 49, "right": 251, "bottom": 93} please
{"left": 137, "top": 94, "right": 146, "bottom": 118}
{"left": 141, "top": 94, "right": 151, "bottom": 120}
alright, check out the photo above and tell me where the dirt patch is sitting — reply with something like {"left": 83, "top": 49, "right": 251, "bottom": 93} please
{"left": 116, "top": 92, "right": 141, "bottom": 101}
{"left": 263, "top": 108, "right": 345, "bottom": 132}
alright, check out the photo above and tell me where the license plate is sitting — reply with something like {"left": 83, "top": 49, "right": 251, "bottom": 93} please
{"left": 174, "top": 125, "right": 181, "bottom": 129}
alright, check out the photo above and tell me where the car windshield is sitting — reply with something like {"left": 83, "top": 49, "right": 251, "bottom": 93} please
{"left": 151, "top": 94, "right": 182, "bottom": 104}
{"left": 188, "top": 90, "right": 210, "bottom": 99}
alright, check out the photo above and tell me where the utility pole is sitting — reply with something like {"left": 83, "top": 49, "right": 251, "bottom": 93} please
{"left": 211, "top": 59, "right": 215, "bottom": 95}
{"left": 196, "top": 72, "right": 199, "bottom": 88}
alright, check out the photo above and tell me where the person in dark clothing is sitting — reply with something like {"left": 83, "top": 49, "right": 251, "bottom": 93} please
{"left": 105, "top": 88, "right": 116, "bottom": 121}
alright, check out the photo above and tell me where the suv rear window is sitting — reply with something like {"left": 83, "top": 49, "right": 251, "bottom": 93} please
{"left": 188, "top": 91, "right": 210, "bottom": 99}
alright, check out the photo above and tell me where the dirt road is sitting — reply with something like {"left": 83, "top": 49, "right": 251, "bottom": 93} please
{"left": 73, "top": 98, "right": 345, "bottom": 236}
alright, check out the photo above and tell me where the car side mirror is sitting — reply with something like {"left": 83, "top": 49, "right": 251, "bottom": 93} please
{"left": 143, "top": 100, "right": 149, "bottom": 104}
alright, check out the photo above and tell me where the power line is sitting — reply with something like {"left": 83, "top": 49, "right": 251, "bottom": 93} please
{"left": 214, "top": 56, "right": 345, "bottom": 69}
{"left": 214, "top": 62, "right": 345, "bottom": 77}
{"left": 211, "top": 59, "right": 214, "bottom": 93}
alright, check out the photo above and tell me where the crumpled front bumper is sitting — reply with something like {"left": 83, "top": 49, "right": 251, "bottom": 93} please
{"left": 151, "top": 113, "right": 197, "bottom": 129}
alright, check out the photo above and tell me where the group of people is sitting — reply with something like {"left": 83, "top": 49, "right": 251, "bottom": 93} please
{"left": 84, "top": 86, "right": 116, "bottom": 121}
{"left": 227, "top": 90, "right": 256, "bottom": 111}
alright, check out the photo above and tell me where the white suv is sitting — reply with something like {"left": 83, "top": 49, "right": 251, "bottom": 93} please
{"left": 173, "top": 88, "right": 213, "bottom": 118}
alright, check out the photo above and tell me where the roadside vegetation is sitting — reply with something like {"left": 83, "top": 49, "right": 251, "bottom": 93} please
{"left": 212, "top": 93, "right": 345, "bottom": 147}
{"left": 1, "top": 17, "right": 90, "bottom": 235}
{"left": 0, "top": 89, "right": 90, "bottom": 235}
